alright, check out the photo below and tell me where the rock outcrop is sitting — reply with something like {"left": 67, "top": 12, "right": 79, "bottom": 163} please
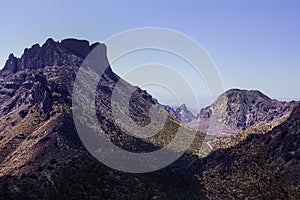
{"left": 2, "top": 38, "right": 98, "bottom": 73}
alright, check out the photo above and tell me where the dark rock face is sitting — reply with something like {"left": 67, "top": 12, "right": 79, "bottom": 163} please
{"left": 2, "top": 38, "right": 98, "bottom": 73}
{"left": 3, "top": 54, "right": 18, "bottom": 73}
{"left": 60, "top": 38, "right": 99, "bottom": 58}
{"left": 200, "top": 103, "right": 300, "bottom": 199}
{"left": 0, "top": 70, "right": 53, "bottom": 119}
{"left": 189, "top": 89, "right": 297, "bottom": 134}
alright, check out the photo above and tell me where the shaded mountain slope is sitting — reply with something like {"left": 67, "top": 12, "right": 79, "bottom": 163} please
{"left": 200, "top": 103, "right": 300, "bottom": 199}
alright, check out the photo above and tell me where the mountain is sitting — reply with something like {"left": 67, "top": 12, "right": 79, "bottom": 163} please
{"left": 214, "top": 113, "right": 290, "bottom": 149}
{"left": 0, "top": 38, "right": 298, "bottom": 199}
{"left": 188, "top": 89, "right": 297, "bottom": 134}
{"left": 2, "top": 38, "right": 98, "bottom": 73}
{"left": 200, "top": 102, "right": 300, "bottom": 199}
{"left": 0, "top": 39, "right": 96, "bottom": 177}
{"left": 0, "top": 38, "right": 207, "bottom": 199}
{"left": 176, "top": 104, "right": 195, "bottom": 123}
{"left": 150, "top": 101, "right": 195, "bottom": 124}
{"left": 151, "top": 98, "right": 181, "bottom": 120}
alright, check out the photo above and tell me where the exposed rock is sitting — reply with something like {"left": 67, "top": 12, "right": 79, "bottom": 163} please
{"left": 61, "top": 38, "right": 99, "bottom": 58}
{"left": 2, "top": 38, "right": 99, "bottom": 73}
{"left": 0, "top": 38, "right": 206, "bottom": 199}
{"left": 176, "top": 103, "right": 195, "bottom": 123}
{"left": 189, "top": 89, "right": 297, "bottom": 134}
{"left": 3, "top": 54, "right": 18, "bottom": 73}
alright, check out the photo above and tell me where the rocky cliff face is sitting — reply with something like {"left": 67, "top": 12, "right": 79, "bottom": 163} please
{"left": 0, "top": 38, "right": 99, "bottom": 176}
{"left": 0, "top": 38, "right": 206, "bottom": 199}
{"left": 2, "top": 38, "right": 98, "bottom": 73}
{"left": 189, "top": 89, "right": 296, "bottom": 134}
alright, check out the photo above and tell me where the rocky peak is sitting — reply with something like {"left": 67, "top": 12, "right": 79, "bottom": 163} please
{"left": 2, "top": 38, "right": 99, "bottom": 73}
{"left": 151, "top": 98, "right": 181, "bottom": 120}
{"left": 178, "top": 103, "right": 188, "bottom": 110}
{"left": 221, "top": 88, "right": 272, "bottom": 104}
{"left": 3, "top": 53, "right": 18, "bottom": 73}
{"left": 189, "top": 89, "right": 297, "bottom": 134}
{"left": 176, "top": 104, "right": 195, "bottom": 123}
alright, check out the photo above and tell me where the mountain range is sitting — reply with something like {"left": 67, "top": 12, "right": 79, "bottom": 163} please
{"left": 0, "top": 38, "right": 298, "bottom": 199}
{"left": 0, "top": 38, "right": 207, "bottom": 199}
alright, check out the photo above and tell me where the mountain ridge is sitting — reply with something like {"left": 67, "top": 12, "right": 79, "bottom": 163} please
{"left": 0, "top": 38, "right": 207, "bottom": 199}
{"left": 2, "top": 38, "right": 99, "bottom": 73}
{"left": 0, "top": 38, "right": 298, "bottom": 199}
{"left": 189, "top": 88, "right": 297, "bottom": 134}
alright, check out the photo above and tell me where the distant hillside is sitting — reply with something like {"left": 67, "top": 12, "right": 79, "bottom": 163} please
{"left": 200, "top": 103, "right": 300, "bottom": 199}
{"left": 176, "top": 104, "right": 195, "bottom": 123}
{"left": 188, "top": 89, "right": 297, "bottom": 134}
{"left": 214, "top": 113, "right": 290, "bottom": 149}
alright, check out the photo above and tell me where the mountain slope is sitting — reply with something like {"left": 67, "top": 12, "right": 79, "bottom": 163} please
{"left": 189, "top": 89, "right": 296, "bottom": 134}
{"left": 200, "top": 103, "right": 300, "bottom": 199}
{"left": 214, "top": 112, "right": 290, "bottom": 149}
{"left": 0, "top": 38, "right": 207, "bottom": 199}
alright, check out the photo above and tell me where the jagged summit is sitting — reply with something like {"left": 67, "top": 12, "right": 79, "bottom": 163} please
{"left": 177, "top": 103, "right": 188, "bottom": 110}
{"left": 176, "top": 104, "right": 195, "bottom": 123}
{"left": 2, "top": 38, "right": 101, "bottom": 73}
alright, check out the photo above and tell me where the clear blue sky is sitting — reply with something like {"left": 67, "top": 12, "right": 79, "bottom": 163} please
{"left": 0, "top": 0, "right": 299, "bottom": 110}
